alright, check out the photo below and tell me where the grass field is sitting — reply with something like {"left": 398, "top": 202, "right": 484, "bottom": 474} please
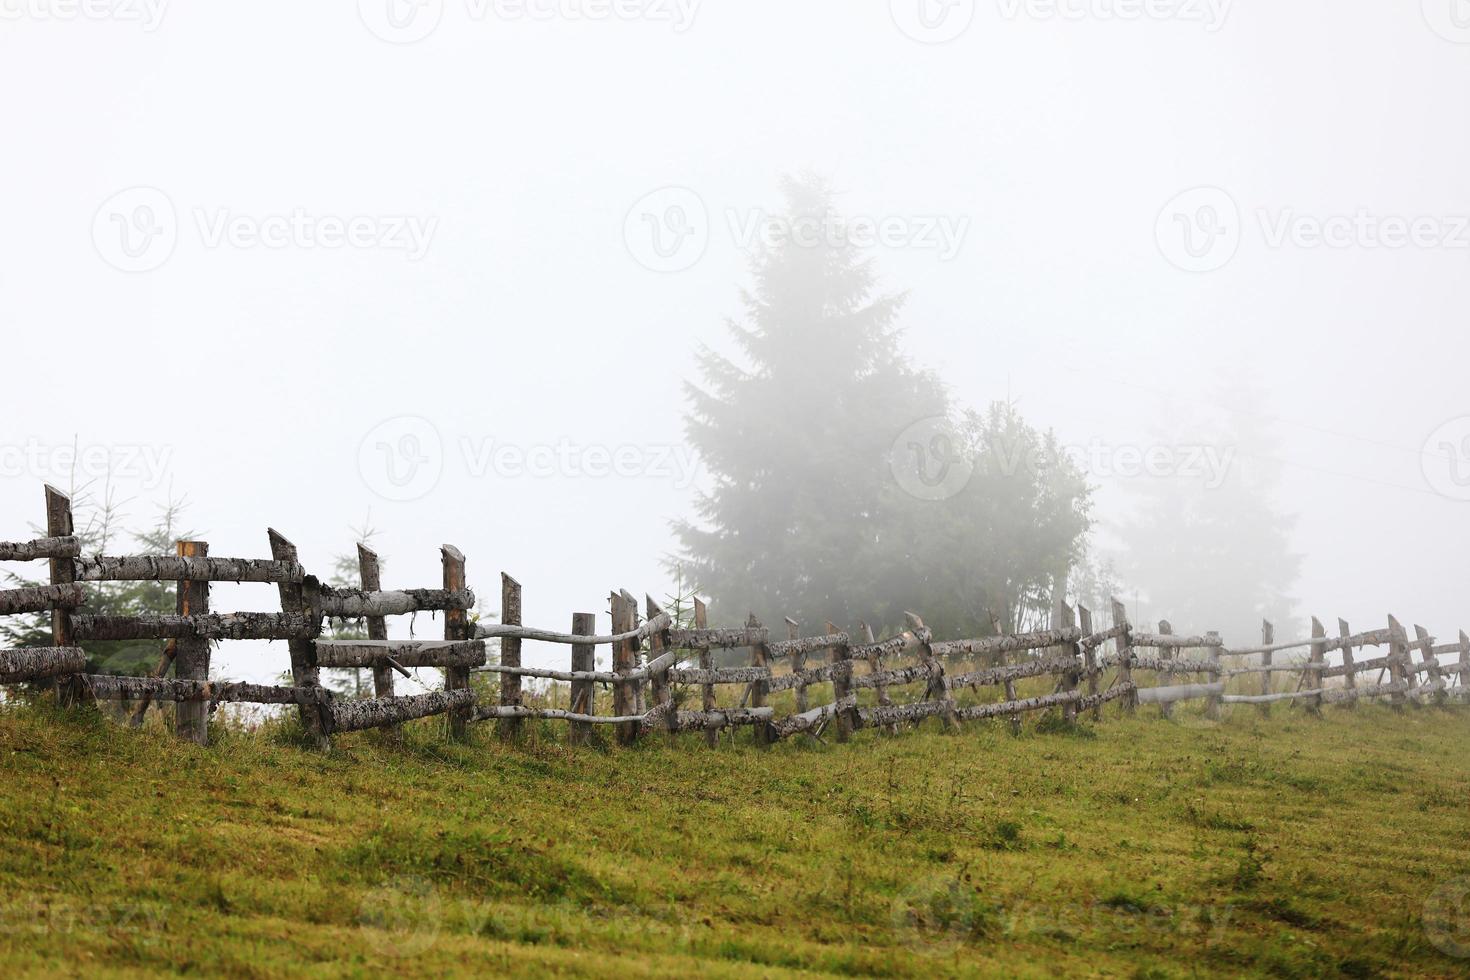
{"left": 0, "top": 698, "right": 1466, "bottom": 978}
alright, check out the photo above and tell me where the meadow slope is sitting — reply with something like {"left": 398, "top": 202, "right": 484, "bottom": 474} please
{"left": 0, "top": 702, "right": 1466, "bottom": 978}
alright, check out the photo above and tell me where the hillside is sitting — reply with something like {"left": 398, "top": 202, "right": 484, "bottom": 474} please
{"left": 0, "top": 702, "right": 1466, "bottom": 978}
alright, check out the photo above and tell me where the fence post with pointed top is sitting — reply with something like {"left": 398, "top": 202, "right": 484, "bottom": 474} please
{"left": 1338, "top": 619, "right": 1357, "bottom": 705}
{"left": 1387, "top": 615, "right": 1412, "bottom": 709}
{"left": 1157, "top": 620, "right": 1175, "bottom": 720}
{"left": 827, "top": 620, "right": 854, "bottom": 741}
{"left": 357, "top": 545, "right": 397, "bottom": 739}
{"left": 174, "top": 540, "right": 211, "bottom": 744}
{"left": 1079, "top": 605, "right": 1101, "bottom": 721}
{"left": 1111, "top": 598, "right": 1136, "bottom": 715}
{"left": 42, "top": 487, "right": 83, "bottom": 708}
{"left": 611, "top": 592, "right": 638, "bottom": 746}
{"left": 1414, "top": 624, "right": 1445, "bottom": 705}
{"left": 1205, "top": 631, "right": 1223, "bottom": 721}
{"left": 786, "top": 617, "right": 807, "bottom": 715}
{"left": 694, "top": 598, "right": 716, "bottom": 747}
{"left": 442, "top": 545, "right": 470, "bottom": 740}
{"left": 268, "top": 529, "right": 328, "bottom": 750}
{"left": 569, "top": 611, "right": 595, "bottom": 747}
{"left": 748, "top": 614, "right": 771, "bottom": 746}
{"left": 497, "top": 573, "right": 523, "bottom": 741}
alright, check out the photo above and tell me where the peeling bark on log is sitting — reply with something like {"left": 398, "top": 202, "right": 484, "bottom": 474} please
{"left": 0, "top": 536, "right": 80, "bottom": 561}
{"left": 73, "top": 555, "right": 304, "bottom": 584}
{"left": 173, "top": 541, "right": 210, "bottom": 746}
{"left": 1079, "top": 622, "right": 1128, "bottom": 650}
{"left": 1131, "top": 631, "right": 1221, "bottom": 650}
{"left": 0, "top": 647, "right": 87, "bottom": 684}
{"left": 931, "top": 627, "right": 1082, "bottom": 659}
{"left": 498, "top": 573, "right": 523, "bottom": 741}
{"left": 857, "top": 700, "right": 950, "bottom": 727}
{"left": 355, "top": 545, "right": 396, "bottom": 738}
{"left": 83, "top": 675, "right": 328, "bottom": 706}
{"left": 1227, "top": 628, "right": 1392, "bottom": 656}
{"left": 269, "top": 530, "right": 329, "bottom": 749}
{"left": 774, "top": 695, "right": 855, "bottom": 738}
{"left": 1112, "top": 599, "right": 1136, "bottom": 715}
{"left": 1076, "top": 684, "right": 1133, "bottom": 713}
{"left": 319, "top": 586, "right": 475, "bottom": 618}
{"left": 673, "top": 666, "right": 771, "bottom": 686}
{"left": 314, "top": 640, "right": 487, "bottom": 669}
{"left": 1320, "top": 654, "right": 1394, "bottom": 678}
{"left": 852, "top": 630, "right": 923, "bottom": 661}
{"left": 694, "top": 599, "right": 716, "bottom": 748}
{"left": 956, "top": 690, "right": 1081, "bottom": 721}
{"left": 674, "top": 707, "right": 772, "bottom": 730}
{"left": 1128, "top": 655, "right": 1222, "bottom": 675}
{"left": 473, "top": 704, "right": 643, "bottom": 725}
{"left": 0, "top": 583, "right": 86, "bottom": 615}
{"left": 329, "top": 689, "right": 476, "bottom": 733}
{"left": 72, "top": 613, "right": 315, "bottom": 642}
{"left": 473, "top": 613, "right": 670, "bottom": 646}
{"left": 949, "top": 655, "right": 1078, "bottom": 689}
{"left": 767, "top": 633, "right": 847, "bottom": 658}
{"left": 569, "top": 612, "right": 596, "bottom": 747}
{"left": 667, "top": 626, "right": 768, "bottom": 650}
{"left": 442, "top": 546, "right": 471, "bottom": 740}
{"left": 851, "top": 661, "right": 930, "bottom": 691}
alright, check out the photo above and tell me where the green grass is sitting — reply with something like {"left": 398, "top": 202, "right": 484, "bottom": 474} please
{"left": 0, "top": 699, "right": 1466, "bottom": 978}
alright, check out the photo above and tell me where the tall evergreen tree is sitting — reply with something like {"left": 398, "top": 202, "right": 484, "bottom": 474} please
{"left": 675, "top": 174, "right": 945, "bottom": 630}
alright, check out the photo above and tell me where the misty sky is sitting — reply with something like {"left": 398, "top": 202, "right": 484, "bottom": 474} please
{"left": 3, "top": 1, "right": 1468, "bottom": 683}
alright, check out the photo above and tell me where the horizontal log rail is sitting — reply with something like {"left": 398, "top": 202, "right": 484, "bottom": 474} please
{"left": 475, "top": 612, "right": 670, "bottom": 647}
{"left": 950, "top": 655, "right": 1077, "bottom": 689}
{"left": 955, "top": 690, "right": 1081, "bottom": 721}
{"left": 767, "top": 633, "right": 848, "bottom": 658}
{"left": 1225, "top": 628, "right": 1391, "bottom": 657}
{"left": 73, "top": 556, "right": 305, "bottom": 584}
{"left": 328, "top": 689, "right": 475, "bottom": 733}
{"left": 853, "top": 629, "right": 924, "bottom": 660}
{"left": 667, "top": 626, "right": 768, "bottom": 649}
{"left": 82, "top": 675, "right": 328, "bottom": 706}
{"left": 0, "top": 536, "right": 80, "bottom": 561}
{"left": 0, "top": 583, "right": 86, "bottom": 615}
{"left": 774, "top": 695, "right": 856, "bottom": 738}
{"left": 1131, "top": 632, "right": 1220, "bottom": 650}
{"left": 314, "top": 639, "right": 487, "bottom": 670}
{"left": 1128, "top": 655, "right": 1221, "bottom": 675}
{"left": 1080, "top": 623, "right": 1129, "bottom": 649}
{"left": 1136, "top": 681, "right": 1225, "bottom": 705}
{"left": 71, "top": 613, "right": 317, "bottom": 641}
{"left": 931, "top": 627, "right": 1081, "bottom": 659}
{"left": 318, "top": 587, "right": 475, "bottom": 618}
{"left": 0, "top": 646, "right": 87, "bottom": 684}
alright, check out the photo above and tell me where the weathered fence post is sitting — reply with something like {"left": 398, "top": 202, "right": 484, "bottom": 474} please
{"left": 908, "top": 612, "right": 957, "bottom": 732}
{"left": 357, "top": 545, "right": 396, "bottom": 739}
{"left": 748, "top": 614, "right": 771, "bottom": 747}
{"left": 1112, "top": 598, "right": 1136, "bottom": 715}
{"left": 647, "top": 596, "right": 677, "bottom": 738}
{"left": 1258, "top": 620, "right": 1274, "bottom": 717}
{"left": 1414, "top": 624, "right": 1446, "bottom": 705}
{"left": 43, "top": 487, "right": 82, "bottom": 708}
{"left": 828, "top": 620, "right": 854, "bottom": 741}
{"left": 1157, "top": 620, "right": 1175, "bottom": 720}
{"left": 497, "top": 573, "right": 523, "bottom": 741}
{"left": 1387, "top": 615, "right": 1412, "bottom": 709}
{"left": 1205, "top": 631, "right": 1223, "bottom": 721}
{"left": 1079, "top": 605, "right": 1101, "bottom": 721}
{"left": 267, "top": 530, "right": 328, "bottom": 749}
{"left": 786, "top": 618, "right": 808, "bottom": 715}
{"left": 174, "top": 540, "right": 211, "bottom": 745}
{"left": 569, "top": 611, "right": 595, "bottom": 747}
{"left": 1060, "top": 604, "right": 1081, "bottom": 724}
{"left": 1304, "top": 617, "right": 1326, "bottom": 715}
{"left": 860, "top": 621, "right": 897, "bottom": 734}
{"left": 1338, "top": 619, "right": 1358, "bottom": 705}
{"left": 442, "top": 545, "right": 470, "bottom": 740}
{"left": 694, "top": 598, "right": 716, "bottom": 748}
{"left": 611, "top": 592, "right": 638, "bottom": 746}
{"left": 1460, "top": 631, "right": 1470, "bottom": 693}
{"left": 622, "top": 589, "right": 644, "bottom": 715}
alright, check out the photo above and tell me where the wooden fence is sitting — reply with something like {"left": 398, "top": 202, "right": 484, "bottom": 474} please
{"left": 1, "top": 486, "right": 1465, "bottom": 749}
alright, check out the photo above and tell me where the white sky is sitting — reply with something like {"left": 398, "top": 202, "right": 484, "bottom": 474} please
{"left": 2, "top": 1, "right": 1468, "bottom": 683}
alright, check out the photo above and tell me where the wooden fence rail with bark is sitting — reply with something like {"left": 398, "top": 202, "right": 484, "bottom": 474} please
{"left": 0, "top": 486, "right": 1466, "bottom": 750}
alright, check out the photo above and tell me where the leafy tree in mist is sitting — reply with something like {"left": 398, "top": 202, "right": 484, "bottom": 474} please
{"left": 1116, "top": 387, "right": 1301, "bottom": 645}
{"left": 674, "top": 176, "right": 1091, "bottom": 639}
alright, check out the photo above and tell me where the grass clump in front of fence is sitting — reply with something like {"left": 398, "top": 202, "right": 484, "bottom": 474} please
{"left": 0, "top": 699, "right": 1466, "bottom": 978}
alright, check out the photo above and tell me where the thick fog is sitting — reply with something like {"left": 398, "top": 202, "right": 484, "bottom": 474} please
{"left": 3, "top": 1, "right": 1468, "bottom": 684}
